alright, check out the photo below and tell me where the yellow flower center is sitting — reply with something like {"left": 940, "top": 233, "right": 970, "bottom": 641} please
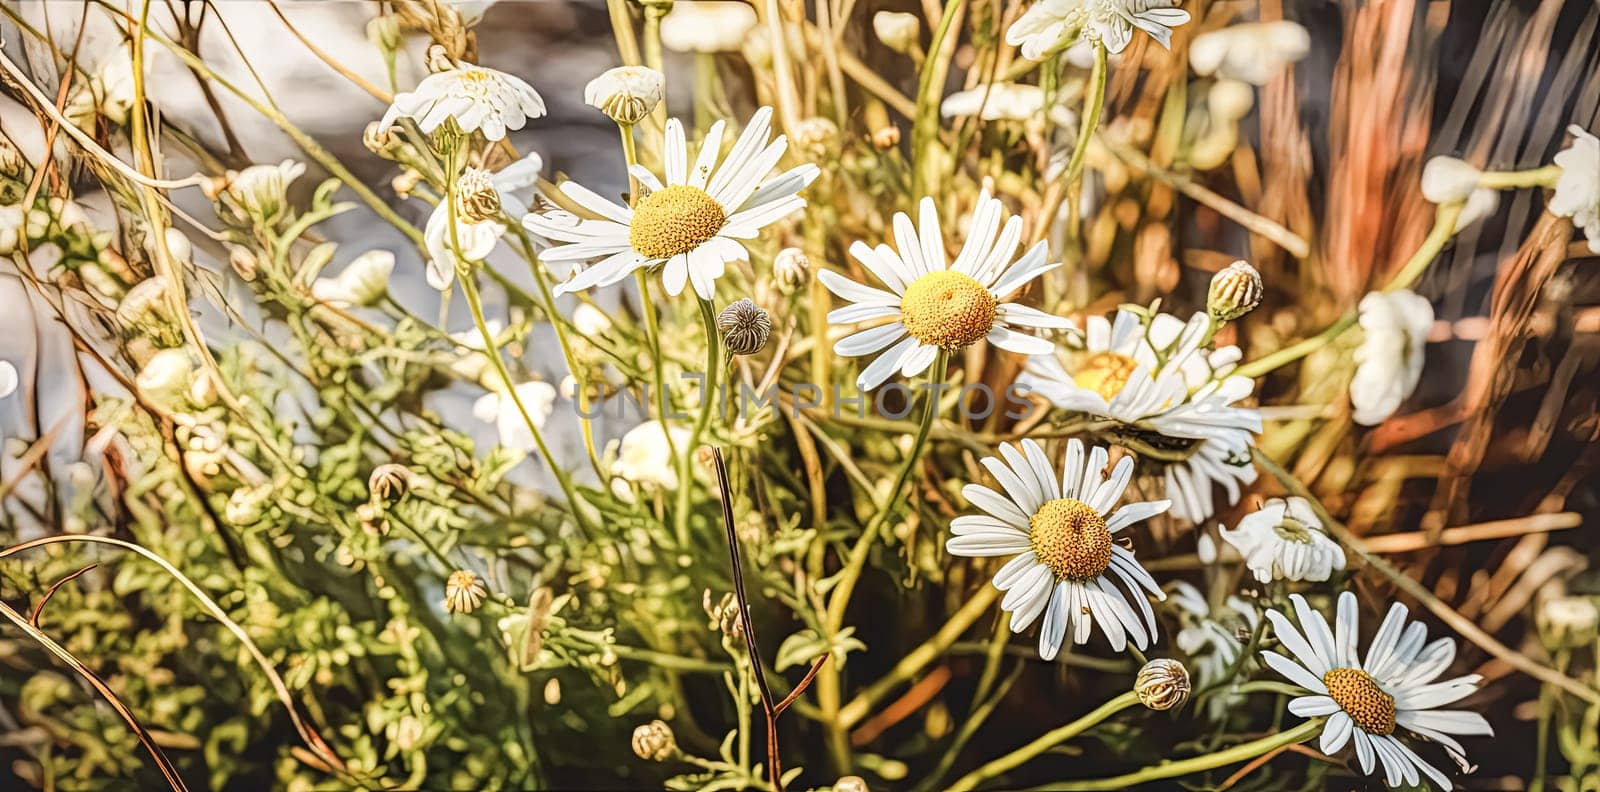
{"left": 629, "top": 185, "right": 727, "bottom": 259}
{"left": 460, "top": 69, "right": 490, "bottom": 82}
{"left": 1029, "top": 498, "right": 1112, "bottom": 581}
{"left": 1323, "top": 667, "right": 1396, "bottom": 735}
{"left": 898, "top": 270, "right": 997, "bottom": 350}
{"left": 1073, "top": 352, "right": 1139, "bottom": 401}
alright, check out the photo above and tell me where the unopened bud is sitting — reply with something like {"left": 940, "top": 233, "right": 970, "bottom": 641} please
{"left": 443, "top": 569, "right": 486, "bottom": 614}
{"left": 369, "top": 463, "right": 414, "bottom": 504}
{"left": 1207, "top": 260, "right": 1262, "bottom": 322}
{"left": 366, "top": 15, "right": 403, "bottom": 53}
{"left": 631, "top": 719, "right": 676, "bottom": 761}
{"left": 873, "top": 11, "right": 920, "bottom": 55}
{"left": 584, "top": 66, "right": 665, "bottom": 126}
{"left": 833, "top": 776, "right": 869, "bottom": 792}
{"left": 1539, "top": 595, "right": 1599, "bottom": 650}
{"left": 1135, "top": 658, "right": 1190, "bottom": 711}
{"left": 717, "top": 298, "right": 772, "bottom": 355}
{"left": 871, "top": 125, "right": 901, "bottom": 150}
{"left": 774, "top": 247, "right": 809, "bottom": 294}
{"left": 1420, "top": 156, "right": 1482, "bottom": 205}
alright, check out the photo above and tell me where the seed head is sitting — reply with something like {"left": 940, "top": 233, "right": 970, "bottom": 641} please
{"left": 1207, "top": 260, "right": 1263, "bottom": 322}
{"left": 1135, "top": 659, "right": 1191, "bottom": 710}
{"left": 444, "top": 570, "right": 487, "bottom": 614}
{"left": 370, "top": 463, "right": 414, "bottom": 505}
{"left": 717, "top": 298, "right": 772, "bottom": 355}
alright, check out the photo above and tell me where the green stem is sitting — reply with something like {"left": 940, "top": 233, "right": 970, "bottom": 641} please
{"left": 1062, "top": 43, "right": 1108, "bottom": 188}
{"left": 839, "top": 586, "right": 999, "bottom": 728}
{"left": 1383, "top": 202, "right": 1465, "bottom": 293}
{"left": 818, "top": 351, "right": 950, "bottom": 769}
{"left": 1042, "top": 719, "right": 1324, "bottom": 791}
{"left": 946, "top": 691, "right": 1142, "bottom": 792}
{"left": 1232, "top": 313, "right": 1356, "bottom": 380}
{"left": 672, "top": 298, "right": 721, "bottom": 546}
{"left": 1476, "top": 164, "right": 1562, "bottom": 190}
{"left": 616, "top": 123, "right": 681, "bottom": 468}
{"left": 910, "top": 0, "right": 966, "bottom": 197}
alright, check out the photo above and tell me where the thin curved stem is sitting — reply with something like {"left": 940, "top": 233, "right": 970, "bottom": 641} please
{"left": 672, "top": 298, "right": 722, "bottom": 546}
{"left": 1062, "top": 43, "right": 1107, "bottom": 188}
{"left": 1042, "top": 719, "right": 1324, "bottom": 790}
{"left": 946, "top": 691, "right": 1141, "bottom": 792}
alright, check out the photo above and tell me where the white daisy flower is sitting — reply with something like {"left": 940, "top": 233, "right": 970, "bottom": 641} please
{"left": 311, "top": 251, "right": 396, "bottom": 308}
{"left": 1006, "top": 0, "right": 1190, "bottom": 59}
{"left": 610, "top": 420, "right": 692, "bottom": 490}
{"left": 1169, "top": 581, "right": 1258, "bottom": 687}
{"left": 820, "top": 192, "right": 1071, "bottom": 390}
{"left": 1221, "top": 496, "right": 1346, "bottom": 584}
{"left": 939, "top": 83, "right": 1077, "bottom": 127}
{"left": 1549, "top": 125, "right": 1600, "bottom": 254}
{"left": 424, "top": 153, "right": 544, "bottom": 289}
{"left": 524, "top": 107, "right": 819, "bottom": 301}
{"left": 1351, "top": 290, "right": 1432, "bottom": 426}
{"left": 473, "top": 380, "right": 557, "bottom": 452}
{"left": 1020, "top": 308, "right": 1261, "bottom": 523}
{"left": 1187, "top": 21, "right": 1310, "bottom": 86}
{"left": 0, "top": 360, "right": 18, "bottom": 400}
{"left": 946, "top": 438, "right": 1170, "bottom": 658}
{"left": 378, "top": 62, "right": 546, "bottom": 142}
{"left": 1263, "top": 592, "right": 1492, "bottom": 790}
{"left": 660, "top": 1, "right": 759, "bottom": 53}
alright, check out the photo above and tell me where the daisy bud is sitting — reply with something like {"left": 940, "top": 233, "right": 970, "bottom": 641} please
{"left": 584, "top": 66, "right": 665, "bottom": 126}
{"left": 870, "top": 125, "right": 901, "bottom": 150}
{"left": 717, "top": 298, "right": 772, "bottom": 355}
{"left": 1538, "top": 595, "right": 1599, "bottom": 650}
{"left": 207, "top": 160, "right": 305, "bottom": 230}
{"left": 117, "top": 276, "right": 173, "bottom": 330}
{"left": 873, "top": 11, "right": 921, "bottom": 55}
{"left": 454, "top": 168, "right": 503, "bottom": 223}
{"left": 228, "top": 245, "right": 260, "bottom": 282}
{"left": 1135, "top": 658, "right": 1190, "bottom": 711}
{"left": 362, "top": 121, "right": 405, "bottom": 157}
{"left": 833, "top": 776, "right": 869, "bottom": 792}
{"left": 631, "top": 719, "right": 677, "bottom": 761}
{"left": 135, "top": 348, "right": 195, "bottom": 410}
{"left": 392, "top": 168, "right": 423, "bottom": 199}
{"left": 660, "top": 1, "right": 758, "bottom": 53}
{"left": 1206, "top": 260, "right": 1263, "bottom": 322}
{"left": 774, "top": 247, "right": 809, "bottom": 294}
{"left": 573, "top": 303, "right": 614, "bottom": 335}
{"left": 425, "top": 43, "right": 457, "bottom": 73}
{"left": 159, "top": 227, "right": 193, "bottom": 266}
{"left": 0, "top": 138, "right": 24, "bottom": 178}
{"left": 1206, "top": 79, "right": 1255, "bottom": 124}
{"left": 794, "top": 117, "right": 840, "bottom": 156}
{"left": 366, "top": 15, "right": 403, "bottom": 53}
{"left": 443, "top": 569, "right": 487, "bottom": 614}
{"left": 369, "top": 463, "right": 414, "bottom": 505}
{"left": 1420, "top": 156, "right": 1483, "bottom": 204}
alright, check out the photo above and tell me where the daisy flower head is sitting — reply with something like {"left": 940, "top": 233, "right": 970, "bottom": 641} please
{"left": 425, "top": 153, "right": 544, "bottom": 289}
{"left": 1006, "top": 0, "right": 1190, "bottom": 60}
{"left": 1549, "top": 125, "right": 1600, "bottom": 254}
{"left": 1351, "top": 289, "right": 1432, "bottom": 426}
{"left": 820, "top": 191, "right": 1071, "bottom": 390}
{"left": 1020, "top": 307, "right": 1262, "bottom": 523}
{"left": 1263, "top": 592, "right": 1492, "bottom": 790}
{"left": 1221, "top": 496, "right": 1346, "bottom": 584}
{"left": 378, "top": 61, "right": 545, "bottom": 142}
{"left": 1168, "top": 581, "right": 1257, "bottom": 687}
{"left": 524, "top": 107, "right": 819, "bottom": 301}
{"left": 946, "top": 438, "right": 1170, "bottom": 658}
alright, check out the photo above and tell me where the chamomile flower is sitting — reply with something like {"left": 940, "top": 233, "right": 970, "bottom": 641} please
{"left": 1006, "top": 0, "right": 1190, "bottom": 59}
{"left": 1549, "top": 125, "right": 1600, "bottom": 254}
{"left": 1169, "top": 581, "right": 1257, "bottom": 687}
{"left": 1221, "top": 496, "right": 1346, "bottom": 584}
{"left": 1188, "top": 21, "right": 1310, "bottom": 86}
{"left": 1020, "top": 308, "right": 1261, "bottom": 523}
{"left": 1264, "top": 592, "right": 1491, "bottom": 790}
{"left": 473, "top": 380, "right": 557, "bottom": 453}
{"left": 524, "top": 107, "right": 819, "bottom": 301}
{"left": 424, "top": 153, "right": 544, "bottom": 289}
{"left": 378, "top": 62, "right": 545, "bottom": 141}
{"left": 820, "top": 192, "right": 1070, "bottom": 390}
{"left": 946, "top": 439, "right": 1170, "bottom": 658}
{"left": 311, "top": 251, "right": 395, "bottom": 308}
{"left": 940, "top": 83, "right": 1077, "bottom": 127}
{"left": 1351, "top": 290, "right": 1432, "bottom": 426}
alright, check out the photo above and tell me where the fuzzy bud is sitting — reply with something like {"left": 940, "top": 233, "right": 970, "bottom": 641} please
{"left": 717, "top": 298, "right": 772, "bottom": 355}
{"left": 1135, "top": 659, "right": 1190, "bottom": 711}
{"left": 873, "top": 11, "right": 921, "bottom": 54}
{"left": 443, "top": 569, "right": 486, "bottom": 614}
{"left": 774, "top": 247, "right": 809, "bottom": 295}
{"left": 631, "top": 719, "right": 677, "bottom": 761}
{"left": 584, "top": 66, "right": 665, "bottom": 126}
{"left": 1420, "top": 156, "right": 1483, "bottom": 205}
{"left": 1207, "top": 260, "right": 1263, "bottom": 322}
{"left": 369, "top": 463, "right": 414, "bottom": 505}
